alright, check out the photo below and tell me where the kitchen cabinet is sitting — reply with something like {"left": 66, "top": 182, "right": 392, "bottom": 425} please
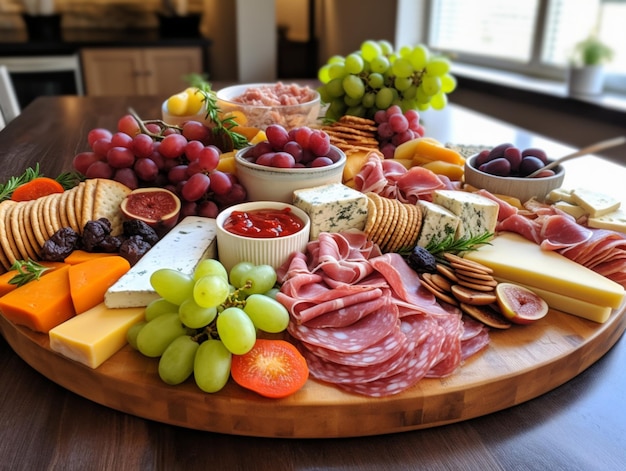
{"left": 81, "top": 47, "right": 203, "bottom": 96}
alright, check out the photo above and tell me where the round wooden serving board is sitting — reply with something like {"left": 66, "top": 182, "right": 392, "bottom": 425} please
{"left": 1, "top": 304, "right": 625, "bottom": 438}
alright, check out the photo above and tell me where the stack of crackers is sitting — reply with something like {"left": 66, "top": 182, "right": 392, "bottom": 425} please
{"left": 320, "top": 115, "right": 380, "bottom": 156}
{"left": 363, "top": 192, "right": 423, "bottom": 253}
{"left": 0, "top": 178, "right": 131, "bottom": 271}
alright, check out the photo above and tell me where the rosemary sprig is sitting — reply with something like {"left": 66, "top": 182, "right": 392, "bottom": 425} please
{"left": 186, "top": 74, "right": 250, "bottom": 150}
{"left": 0, "top": 164, "right": 43, "bottom": 202}
{"left": 8, "top": 259, "right": 52, "bottom": 287}
{"left": 425, "top": 232, "right": 494, "bottom": 261}
{"left": 56, "top": 171, "right": 84, "bottom": 190}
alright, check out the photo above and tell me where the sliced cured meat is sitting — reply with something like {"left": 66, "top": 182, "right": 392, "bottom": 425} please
{"left": 426, "top": 311, "right": 463, "bottom": 377}
{"left": 287, "top": 301, "right": 399, "bottom": 353}
{"left": 354, "top": 154, "right": 387, "bottom": 194}
{"left": 303, "top": 292, "right": 390, "bottom": 328}
{"left": 369, "top": 253, "right": 448, "bottom": 315}
{"left": 301, "top": 322, "right": 407, "bottom": 367}
{"left": 460, "top": 326, "right": 490, "bottom": 360}
{"left": 335, "top": 324, "right": 445, "bottom": 397}
{"left": 396, "top": 166, "right": 447, "bottom": 204}
{"left": 539, "top": 214, "right": 592, "bottom": 250}
{"left": 497, "top": 214, "right": 542, "bottom": 243}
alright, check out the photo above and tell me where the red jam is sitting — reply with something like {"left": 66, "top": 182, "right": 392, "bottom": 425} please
{"left": 223, "top": 208, "right": 305, "bottom": 238}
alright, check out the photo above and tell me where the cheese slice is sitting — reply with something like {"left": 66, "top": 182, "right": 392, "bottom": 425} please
{"left": 571, "top": 188, "right": 620, "bottom": 217}
{"left": 494, "top": 277, "right": 613, "bottom": 323}
{"left": 105, "top": 216, "right": 217, "bottom": 308}
{"left": 465, "top": 233, "right": 625, "bottom": 309}
{"left": 553, "top": 201, "right": 587, "bottom": 220}
{"left": 49, "top": 303, "right": 145, "bottom": 368}
{"left": 432, "top": 190, "right": 499, "bottom": 239}
{"left": 587, "top": 208, "right": 626, "bottom": 234}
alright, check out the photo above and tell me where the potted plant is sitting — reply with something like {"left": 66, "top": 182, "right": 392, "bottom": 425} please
{"left": 567, "top": 34, "right": 613, "bottom": 96}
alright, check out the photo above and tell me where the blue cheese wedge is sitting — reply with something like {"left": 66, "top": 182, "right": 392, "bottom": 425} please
{"left": 571, "top": 188, "right": 620, "bottom": 217}
{"left": 104, "top": 216, "right": 217, "bottom": 308}
{"left": 416, "top": 200, "right": 461, "bottom": 247}
{"left": 432, "top": 190, "right": 499, "bottom": 238}
{"left": 293, "top": 183, "right": 368, "bottom": 239}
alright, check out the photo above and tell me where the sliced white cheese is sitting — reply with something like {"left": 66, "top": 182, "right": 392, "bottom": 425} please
{"left": 49, "top": 303, "right": 145, "bottom": 368}
{"left": 553, "top": 201, "right": 587, "bottom": 220}
{"left": 587, "top": 207, "right": 626, "bottom": 234}
{"left": 432, "top": 190, "right": 499, "bottom": 239}
{"left": 105, "top": 216, "right": 217, "bottom": 308}
{"left": 416, "top": 200, "right": 460, "bottom": 247}
{"left": 571, "top": 188, "right": 620, "bottom": 217}
{"left": 546, "top": 188, "right": 575, "bottom": 204}
{"left": 293, "top": 183, "right": 368, "bottom": 240}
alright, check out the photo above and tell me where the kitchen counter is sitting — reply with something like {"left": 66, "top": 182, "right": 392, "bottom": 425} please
{"left": 0, "top": 95, "right": 625, "bottom": 470}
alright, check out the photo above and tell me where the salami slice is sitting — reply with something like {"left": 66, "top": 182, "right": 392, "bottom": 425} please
{"left": 303, "top": 293, "right": 389, "bottom": 329}
{"left": 426, "top": 312, "right": 463, "bottom": 378}
{"left": 288, "top": 301, "right": 399, "bottom": 353}
{"left": 301, "top": 323, "right": 407, "bottom": 367}
{"left": 336, "top": 325, "right": 445, "bottom": 397}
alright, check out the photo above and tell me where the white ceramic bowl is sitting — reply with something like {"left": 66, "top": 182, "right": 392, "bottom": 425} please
{"left": 216, "top": 201, "right": 311, "bottom": 272}
{"left": 216, "top": 83, "right": 320, "bottom": 130}
{"left": 235, "top": 145, "right": 347, "bottom": 203}
{"left": 161, "top": 99, "right": 211, "bottom": 127}
{"left": 464, "top": 154, "right": 566, "bottom": 203}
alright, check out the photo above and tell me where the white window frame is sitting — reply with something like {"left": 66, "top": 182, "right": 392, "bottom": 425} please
{"left": 417, "top": 0, "right": 626, "bottom": 94}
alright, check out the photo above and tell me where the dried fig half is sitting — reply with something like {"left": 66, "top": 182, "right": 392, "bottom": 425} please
{"left": 495, "top": 282, "right": 549, "bottom": 325}
{"left": 120, "top": 188, "right": 181, "bottom": 234}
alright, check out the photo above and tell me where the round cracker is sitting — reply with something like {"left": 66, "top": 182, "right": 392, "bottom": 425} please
{"left": 58, "top": 190, "right": 70, "bottom": 229}
{"left": 31, "top": 197, "right": 48, "bottom": 248}
{"left": 65, "top": 184, "right": 80, "bottom": 232}
{"left": 460, "top": 303, "right": 511, "bottom": 330}
{"left": 387, "top": 201, "right": 410, "bottom": 252}
{"left": 42, "top": 194, "right": 58, "bottom": 239}
{"left": 376, "top": 197, "right": 396, "bottom": 250}
{"left": 22, "top": 199, "right": 42, "bottom": 255}
{"left": 0, "top": 201, "right": 16, "bottom": 269}
{"left": 364, "top": 196, "right": 378, "bottom": 236}
{"left": 2, "top": 202, "right": 20, "bottom": 266}
{"left": 11, "top": 202, "right": 37, "bottom": 260}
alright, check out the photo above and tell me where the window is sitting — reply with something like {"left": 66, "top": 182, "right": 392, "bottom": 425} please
{"left": 426, "top": 0, "right": 626, "bottom": 93}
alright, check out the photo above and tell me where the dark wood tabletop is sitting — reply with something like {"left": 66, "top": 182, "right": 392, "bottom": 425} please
{"left": 1, "top": 95, "right": 625, "bottom": 471}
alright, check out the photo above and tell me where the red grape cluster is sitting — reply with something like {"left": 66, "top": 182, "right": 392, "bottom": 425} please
{"left": 374, "top": 105, "right": 425, "bottom": 159}
{"left": 242, "top": 124, "right": 338, "bottom": 168}
{"left": 72, "top": 114, "right": 247, "bottom": 218}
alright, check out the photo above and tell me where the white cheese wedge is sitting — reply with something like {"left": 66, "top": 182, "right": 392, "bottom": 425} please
{"left": 49, "top": 303, "right": 145, "bottom": 368}
{"left": 494, "top": 277, "right": 612, "bottom": 323}
{"left": 416, "top": 200, "right": 460, "bottom": 247}
{"left": 105, "top": 216, "right": 217, "bottom": 308}
{"left": 553, "top": 201, "right": 587, "bottom": 220}
{"left": 587, "top": 208, "right": 626, "bottom": 234}
{"left": 465, "top": 232, "right": 625, "bottom": 310}
{"left": 571, "top": 188, "right": 620, "bottom": 217}
{"left": 432, "top": 190, "right": 499, "bottom": 239}
{"left": 546, "top": 188, "right": 575, "bottom": 204}
{"left": 293, "top": 183, "right": 368, "bottom": 240}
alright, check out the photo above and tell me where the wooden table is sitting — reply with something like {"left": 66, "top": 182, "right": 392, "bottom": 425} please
{"left": 1, "top": 96, "right": 625, "bottom": 470}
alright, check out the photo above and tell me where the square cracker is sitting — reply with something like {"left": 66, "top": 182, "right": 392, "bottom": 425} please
{"left": 92, "top": 179, "right": 132, "bottom": 236}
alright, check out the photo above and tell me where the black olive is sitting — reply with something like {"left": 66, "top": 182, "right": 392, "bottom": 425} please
{"left": 405, "top": 245, "right": 437, "bottom": 273}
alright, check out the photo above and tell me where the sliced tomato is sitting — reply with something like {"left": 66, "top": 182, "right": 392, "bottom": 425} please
{"left": 230, "top": 339, "right": 309, "bottom": 398}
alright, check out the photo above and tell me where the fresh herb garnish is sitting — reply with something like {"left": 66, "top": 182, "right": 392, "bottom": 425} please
{"left": 186, "top": 74, "right": 249, "bottom": 150}
{"left": 0, "top": 165, "right": 43, "bottom": 202}
{"left": 8, "top": 259, "right": 52, "bottom": 287}
{"left": 425, "top": 232, "right": 494, "bottom": 261}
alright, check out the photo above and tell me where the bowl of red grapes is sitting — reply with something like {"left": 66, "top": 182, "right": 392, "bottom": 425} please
{"left": 464, "top": 143, "right": 565, "bottom": 203}
{"left": 235, "top": 124, "right": 346, "bottom": 203}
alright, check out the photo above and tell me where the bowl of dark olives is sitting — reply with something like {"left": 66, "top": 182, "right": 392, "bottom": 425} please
{"left": 464, "top": 143, "right": 565, "bottom": 204}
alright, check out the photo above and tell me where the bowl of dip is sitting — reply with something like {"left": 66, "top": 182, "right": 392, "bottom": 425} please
{"left": 216, "top": 201, "right": 310, "bottom": 272}
{"left": 216, "top": 82, "right": 320, "bottom": 130}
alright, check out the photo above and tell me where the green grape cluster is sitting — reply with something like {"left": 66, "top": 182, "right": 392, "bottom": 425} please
{"left": 127, "top": 259, "right": 290, "bottom": 393}
{"left": 317, "top": 39, "right": 457, "bottom": 120}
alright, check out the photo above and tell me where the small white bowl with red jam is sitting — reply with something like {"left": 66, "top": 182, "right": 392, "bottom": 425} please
{"left": 216, "top": 201, "right": 310, "bottom": 272}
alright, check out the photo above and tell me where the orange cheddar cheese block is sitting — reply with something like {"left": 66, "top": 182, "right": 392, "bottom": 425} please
{"left": 68, "top": 256, "right": 131, "bottom": 315}
{"left": 465, "top": 233, "right": 625, "bottom": 314}
{"left": 63, "top": 250, "right": 118, "bottom": 265}
{"left": 0, "top": 261, "right": 67, "bottom": 297}
{"left": 49, "top": 303, "right": 145, "bottom": 368}
{"left": 0, "top": 265, "right": 75, "bottom": 333}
